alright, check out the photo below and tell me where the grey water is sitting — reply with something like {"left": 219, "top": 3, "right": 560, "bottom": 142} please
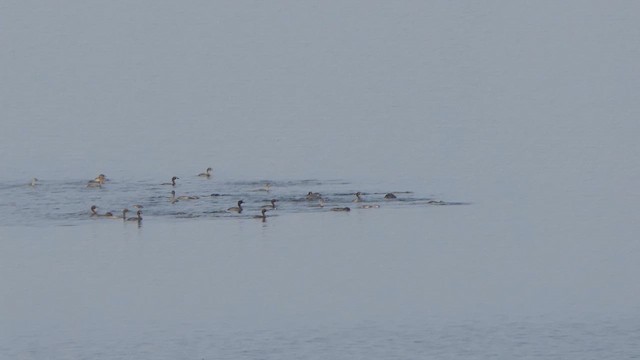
{"left": 0, "top": 177, "right": 453, "bottom": 227}
{"left": 2, "top": 1, "right": 640, "bottom": 359}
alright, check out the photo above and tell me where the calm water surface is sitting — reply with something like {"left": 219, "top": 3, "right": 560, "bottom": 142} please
{"left": 1, "top": 186, "right": 639, "bottom": 359}
{"left": 2, "top": 0, "right": 640, "bottom": 358}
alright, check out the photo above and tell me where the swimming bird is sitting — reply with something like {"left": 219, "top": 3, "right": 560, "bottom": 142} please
{"left": 29, "top": 178, "right": 38, "bottom": 187}
{"left": 121, "top": 208, "right": 130, "bottom": 220}
{"left": 261, "top": 199, "right": 278, "bottom": 210}
{"left": 352, "top": 192, "right": 363, "bottom": 202}
{"left": 384, "top": 193, "right": 397, "bottom": 199}
{"left": 171, "top": 190, "right": 199, "bottom": 202}
{"left": 306, "top": 191, "right": 322, "bottom": 200}
{"left": 87, "top": 174, "right": 106, "bottom": 188}
{"left": 198, "top": 167, "right": 213, "bottom": 178}
{"left": 90, "top": 205, "right": 113, "bottom": 217}
{"left": 161, "top": 176, "right": 179, "bottom": 186}
{"left": 330, "top": 207, "right": 351, "bottom": 212}
{"left": 103, "top": 211, "right": 122, "bottom": 219}
{"left": 126, "top": 210, "right": 143, "bottom": 222}
{"left": 227, "top": 200, "right": 244, "bottom": 213}
{"left": 253, "top": 208, "right": 268, "bottom": 220}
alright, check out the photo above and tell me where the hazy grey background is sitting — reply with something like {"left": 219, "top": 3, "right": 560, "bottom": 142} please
{"left": 1, "top": 1, "right": 640, "bottom": 359}
{"left": 1, "top": 1, "right": 638, "bottom": 200}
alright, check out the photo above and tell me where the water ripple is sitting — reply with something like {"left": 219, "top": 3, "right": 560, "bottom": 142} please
{"left": 0, "top": 178, "right": 468, "bottom": 227}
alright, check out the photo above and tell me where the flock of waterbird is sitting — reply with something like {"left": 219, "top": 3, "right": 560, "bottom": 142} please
{"left": 67, "top": 167, "right": 404, "bottom": 224}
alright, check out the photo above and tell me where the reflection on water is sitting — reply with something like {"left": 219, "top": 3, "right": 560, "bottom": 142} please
{"left": 0, "top": 177, "right": 467, "bottom": 227}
